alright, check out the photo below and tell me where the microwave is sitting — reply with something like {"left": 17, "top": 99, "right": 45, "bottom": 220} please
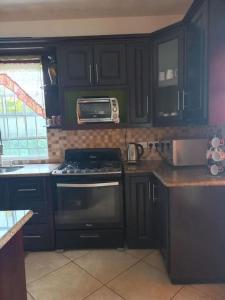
{"left": 76, "top": 97, "right": 120, "bottom": 124}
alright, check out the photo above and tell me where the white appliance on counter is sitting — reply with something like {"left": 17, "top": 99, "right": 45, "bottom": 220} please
{"left": 158, "top": 139, "right": 208, "bottom": 166}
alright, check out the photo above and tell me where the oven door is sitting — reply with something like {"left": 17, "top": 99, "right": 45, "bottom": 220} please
{"left": 54, "top": 180, "right": 123, "bottom": 229}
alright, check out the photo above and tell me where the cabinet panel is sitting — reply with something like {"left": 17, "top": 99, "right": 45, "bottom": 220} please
{"left": 23, "top": 224, "right": 53, "bottom": 251}
{"left": 94, "top": 43, "right": 126, "bottom": 86}
{"left": 9, "top": 178, "right": 46, "bottom": 201}
{"left": 153, "top": 28, "right": 185, "bottom": 126}
{"left": 58, "top": 44, "right": 93, "bottom": 87}
{"left": 126, "top": 175, "right": 154, "bottom": 248}
{"left": 185, "top": 0, "right": 208, "bottom": 123}
{"left": 128, "top": 41, "right": 151, "bottom": 124}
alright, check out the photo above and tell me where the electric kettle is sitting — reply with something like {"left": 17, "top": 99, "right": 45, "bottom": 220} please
{"left": 127, "top": 143, "right": 144, "bottom": 163}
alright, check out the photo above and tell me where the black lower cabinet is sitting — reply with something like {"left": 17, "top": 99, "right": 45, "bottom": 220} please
{"left": 125, "top": 174, "right": 159, "bottom": 248}
{"left": 154, "top": 175, "right": 225, "bottom": 284}
{"left": 0, "top": 176, "right": 54, "bottom": 251}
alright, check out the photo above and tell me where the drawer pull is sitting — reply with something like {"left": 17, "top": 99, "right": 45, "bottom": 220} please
{"left": 80, "top": 234, "right": 100, "bottom": 239}
{"left": 33, "top": 212, "right": 39, "bottom": 215}
{"left": 18, "top": 188, "right": 37, "bottom": 192}
{"left": 24, "top": 235, "right": 41, "bottom": 239}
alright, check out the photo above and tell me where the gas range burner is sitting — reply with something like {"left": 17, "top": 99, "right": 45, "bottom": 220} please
{"left": 52, "top": 161, "right": 122, "bottom": 175}
{"left": 52, "top": 148, "right": 122, "bottom": 176}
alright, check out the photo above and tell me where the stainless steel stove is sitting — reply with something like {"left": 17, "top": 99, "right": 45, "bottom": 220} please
{"left": 51, "top": 148, "right": 124, "bottom": 249}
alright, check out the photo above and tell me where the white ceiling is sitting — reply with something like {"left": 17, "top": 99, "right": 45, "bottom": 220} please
{"left": 0, "top": 0, "right": 193, "bottom": 22}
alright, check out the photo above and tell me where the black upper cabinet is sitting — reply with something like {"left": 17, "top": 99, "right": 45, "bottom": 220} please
{"left": 185, "top": 0, "right": 208, "bottom": 123}
{"left": 153, "top": 27, "right": 185, "bottom": 126}
{"left": 58, "top": 42, "right": 126, "bottom": 87}
{"left": 94, "top": 43, "right": 126, "bottom": 86}
{"left": 58, "top": 44, "right": 93, "bottom": 87}
{"left": 127, "top": 40, "right": 151, "bottom": 124}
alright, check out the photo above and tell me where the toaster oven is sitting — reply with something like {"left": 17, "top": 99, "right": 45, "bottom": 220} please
{"left": 76, "top": 97, "right": 120, "bottom": 124}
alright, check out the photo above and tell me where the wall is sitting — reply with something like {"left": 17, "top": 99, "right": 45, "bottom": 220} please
{"left": 0, "top": 15, "right": 182, "bottom": 37}
{"left": 47, "top": 126, "right": 221, "bottom": 163}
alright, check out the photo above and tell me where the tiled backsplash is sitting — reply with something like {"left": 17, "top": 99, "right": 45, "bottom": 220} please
{"left": 47, "top": 125, "right": 221, "bottom": 163}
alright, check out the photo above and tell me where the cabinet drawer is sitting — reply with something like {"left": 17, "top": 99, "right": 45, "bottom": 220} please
{"left": 10, "top": 178, "right": 45, "bottom": 200}
{"left": 23, "top": 225, "right": 53, "bottom": 251}
{"left": 56, "top": 229, "right": 124, "bottom": 249}
{"left": 11, "top": 201, "right": 48, "bottom": 224}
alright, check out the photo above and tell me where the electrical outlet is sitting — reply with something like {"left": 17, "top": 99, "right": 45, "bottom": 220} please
{"left": 148, "top": 141, "right": 160, "bottom": 151}
{"left": 138, "top": 142, "right": 148, "bottom": 150}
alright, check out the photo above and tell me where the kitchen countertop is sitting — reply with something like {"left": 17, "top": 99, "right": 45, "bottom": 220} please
{"left": 0, "top": 210, "right": 33, "bottom": 250}
{"left": 0, "top": 163, "right": 60, "bottom": 177}
{"left": 124, "top": 160, "right": 225, "bottom": 187}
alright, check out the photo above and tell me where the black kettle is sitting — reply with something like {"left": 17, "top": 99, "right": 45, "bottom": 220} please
{"left": 127, "top": 143, "right": 144, "bottom": 163}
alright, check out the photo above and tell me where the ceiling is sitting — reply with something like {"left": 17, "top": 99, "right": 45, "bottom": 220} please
{"left": 0, "top": 0, "right": 193, "bottom": 22}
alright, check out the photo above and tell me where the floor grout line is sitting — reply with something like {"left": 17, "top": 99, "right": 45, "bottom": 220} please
{"left": 106, "top": 284, "right": 127, "bottom": 300}
{"left": 26, "top": 261, "right": 72, "bottom": 286}
{"left": 61, "top": 250, "right": 91, "bottom": 261}
{"left": 27, "top": 290, "right": 35, "bottom": 300}
{"left": 71, "top": 260, "right": 104, "bottom": 285}
{"left": 169, "top": 286, "right": 185, "bottom": 300}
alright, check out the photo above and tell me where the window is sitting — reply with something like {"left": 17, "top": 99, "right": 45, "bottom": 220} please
{"left": 0, "top": 55, "right": 48, "bottom": 158}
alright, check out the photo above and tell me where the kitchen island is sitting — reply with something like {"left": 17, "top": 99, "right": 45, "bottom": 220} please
{"left": 0, "top": 210, "right": 33, "bottom": 300}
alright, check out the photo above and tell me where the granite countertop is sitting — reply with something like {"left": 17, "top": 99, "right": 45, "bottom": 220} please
{"left": 124, "top": 160, "right": 225, "bottom": 187}
{"left": 0, "top": 163, "right": 60, "bottom": 177}
{"left": 0, "top": 210, "right": 33, "bottom": 250}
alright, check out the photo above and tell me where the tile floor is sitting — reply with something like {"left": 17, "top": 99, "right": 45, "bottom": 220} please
{"left": 25, "top": 249, "right": 225, "bottom": 300}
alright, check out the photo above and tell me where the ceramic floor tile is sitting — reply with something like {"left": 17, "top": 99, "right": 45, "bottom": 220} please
{"left": 25, "top": 251, "right": 70, "bottom": 283}
{"left": 74, "top": 249, "right": 139, "bottom": 283}
{"left": 192, "top": 284, "right": 225, "bottom": 300}
{"left": 63, "top": 249, "right": 90, "bottom": 261}
{"left": 27, "top": 262, "right": 102, "bottom": 300}
{"left": 144, "top": 250, "right": 167, "bottom": 273}
{"left": 124, "top": 249, "right": 154, "bottom": 260}
{"left": 85, "top": 286, "right": 124, "bottom": 300}
{"left": 172, "top": 286, "right": 216, "bottom": 300}
{"left": 108, "top": 261, "right": 182, "bottom": 300}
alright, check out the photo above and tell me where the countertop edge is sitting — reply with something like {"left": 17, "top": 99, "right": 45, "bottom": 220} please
{"left": 0, "top": 210, "right": 33, "bottom": 250}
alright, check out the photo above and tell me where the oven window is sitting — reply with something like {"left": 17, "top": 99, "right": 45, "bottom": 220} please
{"left": 55, "top": 182, "right": 122, "bottom": 228}
{"left": 79, "top": 102, "right": 111, "bottom": 119}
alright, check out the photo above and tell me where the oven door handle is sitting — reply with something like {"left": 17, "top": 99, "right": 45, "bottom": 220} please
{"left": 56, "top": 182, "right": 120, "bottom": 188}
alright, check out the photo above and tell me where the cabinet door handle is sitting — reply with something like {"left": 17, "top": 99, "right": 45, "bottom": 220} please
{"left": 152, "top": 183, "right": 156, "bottom": 205}
{"left": 33, "top": 212, "right": 39, "bottom": 215}
{"left": 95, "top": 64, "right": 99, "bottom": 84}
{"left": 182, "top": 90, "right": 185, "bottom": 111}
{"left": 177, "top": 90, "right": 180, "bottom": 111}
{"left": 146, "top": 96, "right": 149, "bottom": 114}
{"left": 80, "top": 234, "right": 100, "bottom": 239}
{"left": 148, "top": 181, "right": 151, "bottom": 201}
{"left": 89, "top": 64, "right": 92, "bottom": 84}
{"left": 23, "top": 235, "right": 41, "bottom": 239}
{"left": 17, "top": 188, "right": 37, "bottom": 192}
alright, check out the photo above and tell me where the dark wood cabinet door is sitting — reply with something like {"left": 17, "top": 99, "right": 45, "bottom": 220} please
{"left": 0, "top": 180, "right": 9, "bottom": 210}
{"left": 126, "top": 175, "right": 153, "bottom": 248}
{"left": 94, "top": 43, "right": 126, "bottom": 86}
{"left": 157, "top": 180, "right": 170, "bottom": 271}
{"left": 127, "top": 41, "right": 151, "bottom": 124}
{"left": 185, "top": 0, "right": 208, "bottom": 123}
{"left": 58, "top": 44, "right": 93, "bottom": 87}
{"left": 153, "top": 27, "right": 185, "bottom": 126}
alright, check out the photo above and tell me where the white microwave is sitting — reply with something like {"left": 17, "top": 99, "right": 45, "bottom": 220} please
{"left": 76, "top": 97, "right": 120, "bottom": 124}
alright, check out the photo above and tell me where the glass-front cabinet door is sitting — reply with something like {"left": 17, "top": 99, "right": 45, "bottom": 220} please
{"left": 153, "top": 28, "right": 184, "bottom": 126}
